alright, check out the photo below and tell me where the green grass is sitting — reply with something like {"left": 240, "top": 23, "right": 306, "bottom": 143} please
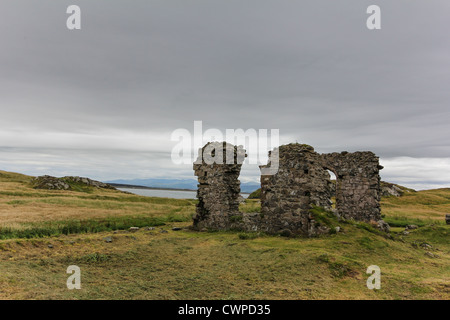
{"left": 239, "top": 199, "right": 261, "bottom": 213}
{"left": 229, "top": 215, "right": 243, "bottom": 223}
{"left": 0, "top": 218, "right": 448, "bottom": 299}
{"left": 0, "top": 170, "right": 449, "bottom": 300}
{"left": 238, "top": 232, "right": 263, "bottom": 240}
{"left": 247, "top": 189, "right": 261, "bottom": 199}
{"left": 309, "top": 205, "right": 339, "bottom": 229}
{"left": 0, "top": 214, "right": 193, "bottom": 240}
{"left": 383, "top": 215, "right": 437, "bottom": 228}
{"left": 0, "top": 171, "right": 33, "bottom": 184}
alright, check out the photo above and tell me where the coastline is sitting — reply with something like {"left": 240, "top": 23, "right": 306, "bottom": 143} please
{"left": 109, "top": 183, "right": 250, "bottom": 194}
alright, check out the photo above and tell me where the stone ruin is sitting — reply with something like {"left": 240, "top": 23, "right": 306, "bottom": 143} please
{"left": 193, "top": 142, "right": 388, "bottom": 236}
{"left": 193, "top": 142, "right": 246, "bottom": 230}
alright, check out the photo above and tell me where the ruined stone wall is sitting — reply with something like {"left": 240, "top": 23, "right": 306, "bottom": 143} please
{"left": 321, "top": 152, "right": 383, "bottom": 222}
{"left": 192, "top": 142, "right": 246, "bottom": 230}
{"left": 192, "top": 142, "right": 386, "bottom": 236}
{"left": 259, "top": 144, "right": 333, "bottom": 236}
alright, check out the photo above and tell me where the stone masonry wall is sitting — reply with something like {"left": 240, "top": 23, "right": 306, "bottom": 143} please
{"left": 192, "top": 142, "right": 246, "bottom": 230}
{"left": 321, "top": 152, "right": 383, "bottom": 222}
{"left": 258, "top": 144, "right": 333, "bottom": 236}
{"left": 192, "top": 142, "right": 387, "bottom": 236}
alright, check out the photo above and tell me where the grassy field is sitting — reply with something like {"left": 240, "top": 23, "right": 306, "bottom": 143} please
{"left": 0, "top": 170, "right": 448, "bottom": 299}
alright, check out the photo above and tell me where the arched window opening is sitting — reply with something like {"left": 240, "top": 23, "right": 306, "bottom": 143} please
{"left": 327, "top": 170, "right": 337, "bottom": 209}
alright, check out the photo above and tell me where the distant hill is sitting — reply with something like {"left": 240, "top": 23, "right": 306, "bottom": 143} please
{"left": 107, "top": 178, "right": 198, "bottom": 190}
{"left": 0, "top": 170, "right": 33, "bottom": 183}
{"left": 106, "top": 178, "right": 260, "bottom": 193}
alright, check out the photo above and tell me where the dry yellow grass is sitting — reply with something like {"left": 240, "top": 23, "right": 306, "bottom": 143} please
{"left": 0, "top": 171, "right": 195, "bottom": 225}
{"left": 381, "top": 188, "right": 450, "bottom": 223}
{"left": 0, "top": 170, "right": 448, "bottom": 300}
{"left": 0, "top": 223, "right": 448, "bottom": 300}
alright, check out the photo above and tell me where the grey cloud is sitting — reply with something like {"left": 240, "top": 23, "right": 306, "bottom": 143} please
{"left": 1, "top": 0, "right": 450, "bottom": 189}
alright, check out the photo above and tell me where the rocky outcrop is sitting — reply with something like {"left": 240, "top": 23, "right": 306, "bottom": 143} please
{"left": 64, "top": 176, "right": 116, "bottom": 189}
{"left": 32, "top": 175, "right": 116, "bottom": 191}
{"left": 380, "top": 182, "right": 415, "bottom": 197}
{"left": 32, "top": 175, "right": 71, "bottom": 190}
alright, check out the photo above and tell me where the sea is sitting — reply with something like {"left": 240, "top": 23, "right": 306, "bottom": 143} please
{"left": 118, "top": 188, "right": 249, "bottom": 200}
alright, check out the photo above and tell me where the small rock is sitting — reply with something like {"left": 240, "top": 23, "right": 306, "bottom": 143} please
{"left": 146, "top": 227, "right": 155, "bottom": 231}
{"left": 377, "top": 220, "right": 390, "bottom": 233}
{"left": 401, "top": 231, "right": 410, "bottom": 236}
{"left": 335, "top": 226, "right": 341, "bottom": 233}
{"left": 421, "top": 243, "right": 432, "bottom": 250}
{"left": 280, "top": 229, "right": 292, "bottom": 237}
{"left": 425, "top": 252, "right": 439, "bottom": 258}
{"left": 406, "top": 225, "right": 418, "bottom": 230}
{"left": 104, "top": 236, "right": 113, "bottom": 243}
{"left": 160, "top": 230, "right": 168, "bottom": 234}
{"left": 172, "top": 227, "right": 182, "bottom": 231}
{"left": 48, "top": 244, "right": 53, "bottom": 248}
{"left": 129, "top": 227, "right": 140, "bottom": 232}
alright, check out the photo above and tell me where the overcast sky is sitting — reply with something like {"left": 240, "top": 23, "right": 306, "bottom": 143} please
{"left": 1, "top": 0, "right": 450, "bottom": 190}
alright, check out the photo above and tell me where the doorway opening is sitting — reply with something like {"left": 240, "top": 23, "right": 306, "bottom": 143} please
{"left": 327, "top": 170, "right": 337, "bottom": 209}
